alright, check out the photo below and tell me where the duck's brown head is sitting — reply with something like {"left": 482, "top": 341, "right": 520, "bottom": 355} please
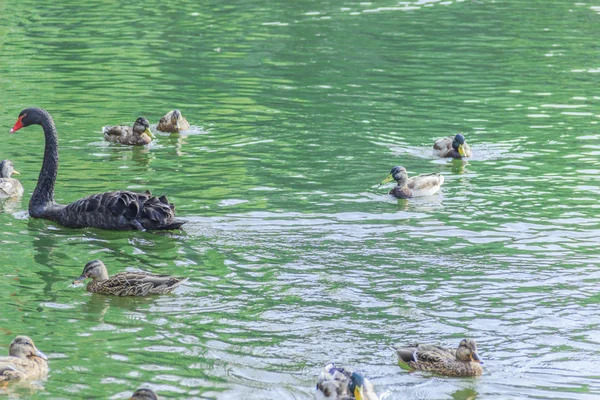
{"left": 73, "top": 260, "right": 109, "bottom": 284}
{"left": 9, "top": 336, "right": 47, "bottom": 360}
{"left": 456, "top": 338, "right": 483, "bottom": 364}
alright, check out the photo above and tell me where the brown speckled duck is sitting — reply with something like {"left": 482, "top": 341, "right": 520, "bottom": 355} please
{"left": 157, "top": 110, "right": 190, "bottom": 133}
{"left": 103, "top": 117, "right": 155, "bottom": 145}
{"left": 433, "top": 134, "right": 472, "bottom": 159}
{"left": 392, "top": 338, "right": 483, "bottom": 377}
{"left": 0, "top": 336, "right": 48, "bottom": 383}
{"left": 130, "top": 388, "right": 159, "bottom": 400}
{"left": 0, "top": 160, "right": 23, "bottom": 199}
{"left": 315, "top": 363, "right": 379, "bottom": 400}
{"left": 380, "top": 166, "right": 444, "bottom": 199}
{"left": 73, "top": 260, "right": 188, "bottom": 296}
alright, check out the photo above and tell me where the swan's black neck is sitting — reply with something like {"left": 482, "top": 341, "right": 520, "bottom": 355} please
{"left": 30, "top": 110, "right": 59, "bottom": 217}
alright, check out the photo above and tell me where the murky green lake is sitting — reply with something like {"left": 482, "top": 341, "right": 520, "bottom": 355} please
{"left": 2, "top": 0, "right": 600, "bottom": 398}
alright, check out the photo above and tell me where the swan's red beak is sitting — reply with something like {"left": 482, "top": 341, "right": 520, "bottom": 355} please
{"left": 9, "top": 115, "right": 24, "bottom": 134}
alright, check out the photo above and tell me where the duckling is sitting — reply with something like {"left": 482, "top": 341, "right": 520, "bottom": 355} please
{"left": 157, "top": 109, "right": 190, "bottom": 133}
{"left": 130, "top": 388, "right": 159, "bottom": 400}
{"left": 392, "top": 338, "right": 483, "bottom": 377}
{"left": 103, "top": 117, "right": 155, "bottom": 145}
{"left": 380, "top": 166, "right": 444, "bottom": 199}
{"left": 433, "top": 134, "right": 472, "bottom": 158}
{"left": 73, "top": 260, "right": 188, "bottom": 296}
{"left": 0, "top": 336, "right": 48, "bottom": 383}
{"left": 315, "top": 363, "right": 379, "bottom": 400}
{"left": 0, "top": 160, "right": 23, "bottom": 198}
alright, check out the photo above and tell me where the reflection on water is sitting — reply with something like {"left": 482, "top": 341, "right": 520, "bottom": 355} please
{"left": 2, "top": 0, "right": 600, "bottom": 399}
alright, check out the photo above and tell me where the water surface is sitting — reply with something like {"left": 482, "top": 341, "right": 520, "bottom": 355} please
{"left": 1, "top": 0, "right": 600, "bottom": 398}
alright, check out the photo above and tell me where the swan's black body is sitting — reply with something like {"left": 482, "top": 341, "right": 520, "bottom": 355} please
{"left": 10, "top": 108, "right": 185, "bottom": 231}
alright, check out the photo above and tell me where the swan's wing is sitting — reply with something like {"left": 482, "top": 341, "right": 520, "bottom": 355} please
{"left": 63, "top": 190, "right": 182, "bottom": 229}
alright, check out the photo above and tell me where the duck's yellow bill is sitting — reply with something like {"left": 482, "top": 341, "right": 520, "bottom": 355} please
{"left": 73, "top": 275, "right": 86, "bottom": 285}
{"left": 12, "top": 170, "right": 20, "bottom": 175}
{"left": 380, "top": 174, "right": 394, "bottom": 185}
{"left": 458, "top": 144, "right": 467, "bottom": 157}
{"left": 354, "top": 386, "right": 364, "bottom": 400}
{"left": 144, "top": 128, "right": 155, "bottom": 139}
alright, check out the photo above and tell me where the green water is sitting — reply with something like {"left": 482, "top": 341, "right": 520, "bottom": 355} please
{"left": 2, "top": 0, "right": 600, "bottom": 398}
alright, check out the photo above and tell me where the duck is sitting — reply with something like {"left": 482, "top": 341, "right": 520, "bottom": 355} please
{"left": 103, "top": 117, "right": 155, "bottom": 145}
{"left": 433, "top": 133, "right": 472, "bottom": 159}
{"left": 157, "top": 109, "right": 190, "bottom": 133}
{"left": 0, "top": 160, "right": 23, "bottom": 198}
{"left": 0, "top": 336, "right": 48, "bottom": 383}
{"left": 392, "top": 338, "right": 483, "bottom": 377}
{"left": 73, "top": 260, "right": 188, "bottom": 296}
{"left": 315, "top": 363, "right": 379, "bottom": 400}
{"left": 380, "top": 166, "right": 444, "bottom": 199}
{"left": 9, "top": 108, "right": 185, "bottom": 230}
{"left": 130, "top": 388, "right": 159, "bottom": 400}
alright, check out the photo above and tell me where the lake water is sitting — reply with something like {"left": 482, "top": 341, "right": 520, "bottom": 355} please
{"left": 2, "top": 0, "right": 600, "bottom": 398}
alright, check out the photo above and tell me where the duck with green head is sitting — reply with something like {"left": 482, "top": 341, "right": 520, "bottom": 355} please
{"left": 315, "top": 363, "right": 378, "bottom": 400}
{"left": 0, "top": 160, "right": 23, "bottom": 198}
{"left": 392, "top": 338, "right": 484, "bottom": 377}
{"left": 73, "top": 260, "right": 188, "bottom": 296}
{"left": 0, "top": 336, "right": 48, "bottom": 383}
{"left": 433, "top": 133, "right": 472, "bottom": 159}
{"left": 380, "top": 166, "right": 444, "bottom": 199}
{"left": 103, "top": 117, "right": 155, "bottom": 145}
{"left": 157, "top": 109, "right": 190, "bottom": 133}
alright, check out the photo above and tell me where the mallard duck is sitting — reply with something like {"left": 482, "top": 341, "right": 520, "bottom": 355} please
{"left": 0, "top": 336, "right": 48, "bottom": 383}
{"left": 157, "top": 109, "right": 190, "bottom": 133}
{"left": 392, "top": 338, "right": 483, "bottom": 377}
{"left": 103, "top": 117, "right": 155, "bottom": 145}
{"left": 380, "top": 166, "right": 444, "bottom": 199}
{"left": 73, "top": 260, "right": 188, "bottom": 296}
{"left": 315, "top": 363, "right": 379, "bottom": 400}
{"left": 0, "top": 160, "right": 23, "bottom": 198}
{"left": 433, "top": 133, "right": 472, "bottom": 158}
{"left": 10, "top": 108, "right": 185, "bottom": 230}
{"left": 130, "top": 388, "right": 159, "bottom": 400}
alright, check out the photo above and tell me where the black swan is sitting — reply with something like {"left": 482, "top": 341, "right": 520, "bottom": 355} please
{"left": 9, "top": 108, "right": 185, "bottom": 230}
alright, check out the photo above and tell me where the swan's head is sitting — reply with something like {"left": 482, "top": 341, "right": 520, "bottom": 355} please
{"left": 348, "top": 371, "right": 366, "bottom": 400}
{"left": 9, "top": 108, "right": 50, "bottom": 134}
{"left": 0, "top": 159, "right": 19, "bottom": 178}
{"left": 130, "top": 388, "right": 159, "bottom": 400}
{"left": 9, "top": 336, "right": 48, "bottom": 360}
{"left": 456, "top": 338, "right": 483, "bottom": 364}
{"left": 73, "top": 260, "right": 109, "bottom": 284}
{"left": 171, "top": 109, "right": 184, "bottom": 131}
{"left": 452, "top": 134, "right": 468, "bottom": 157}
{"left": 380, "top": 166, "right": 408, "bottom": 185}
{"left": 133, "top": 117, "right": 155, "bottom": 139}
